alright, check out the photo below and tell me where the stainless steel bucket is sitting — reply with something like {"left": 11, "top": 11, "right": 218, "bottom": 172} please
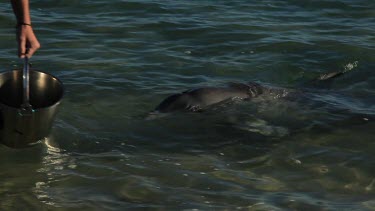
{"left": 0, "top": 69, "right": 64, "bottom": 148}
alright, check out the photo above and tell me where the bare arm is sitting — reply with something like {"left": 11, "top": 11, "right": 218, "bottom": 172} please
{"left": 10, "top": 0, "right": 40, "bottom": 58}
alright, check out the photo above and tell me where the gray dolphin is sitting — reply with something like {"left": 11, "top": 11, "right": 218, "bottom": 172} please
{"left": 154, "top": 70, "right": 345, "bottom": 113}
{"left": 154, "top": 82, "right": 264, "bottom": 112}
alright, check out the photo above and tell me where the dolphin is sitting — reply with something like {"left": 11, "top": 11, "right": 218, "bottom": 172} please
{"left": 153, "top": 70, "right": 346, "bottom": 113}
{"left": 154, "top": 82, "right": 265, "bottom": 112}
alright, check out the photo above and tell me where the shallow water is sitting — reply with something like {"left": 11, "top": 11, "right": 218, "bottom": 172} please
{"left": 0, "top": 0, "right": 375, "bottom": 210}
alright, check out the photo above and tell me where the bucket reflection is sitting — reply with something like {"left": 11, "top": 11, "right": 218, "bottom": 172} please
{"left": 33, "top": 137, "right": 76, "bottom": 207}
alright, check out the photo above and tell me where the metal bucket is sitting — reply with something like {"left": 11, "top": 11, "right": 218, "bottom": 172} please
{"left": 0, "top": 69, "right": 64, "bottom": 148}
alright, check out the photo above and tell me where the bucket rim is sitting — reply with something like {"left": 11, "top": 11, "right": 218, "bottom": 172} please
{"left": 0, "top": 69, "right": 64, "bottom": 111}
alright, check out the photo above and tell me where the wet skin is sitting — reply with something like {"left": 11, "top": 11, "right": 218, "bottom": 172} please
{"left": 154, "top": 82, "right": 266, "bottom": 112}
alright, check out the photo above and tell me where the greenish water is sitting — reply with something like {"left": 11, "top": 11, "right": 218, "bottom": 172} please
{"left": 0, "top": 0, "right": 375, "bottom": 210}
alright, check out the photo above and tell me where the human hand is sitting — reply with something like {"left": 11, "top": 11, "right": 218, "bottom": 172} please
{"left": 17, "top": 24, "right": 40, "bottom": 58}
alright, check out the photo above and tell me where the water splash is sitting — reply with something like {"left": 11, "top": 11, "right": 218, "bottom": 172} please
{"left": 236, "top": 118, "right": 289, "bottom": 137}
{"left": 343, "top": 61, "right": 358, "bottom": 73}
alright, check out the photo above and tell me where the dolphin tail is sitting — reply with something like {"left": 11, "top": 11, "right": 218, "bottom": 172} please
{"left": 315, "top": 61, "right": 358, "bottom": 82}
{"left": 304, "top": 65, "right": 356, "bottom": 89}
{"left": 316, "top": 71, "right": 344, "bottom": 81}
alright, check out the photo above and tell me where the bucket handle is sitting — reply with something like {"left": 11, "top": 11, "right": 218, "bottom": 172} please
{"left": 16, "top": 57, "right": 34, "bottom": 135}
{"left": 21, "top": 57, "right": 33, "bottom": 111}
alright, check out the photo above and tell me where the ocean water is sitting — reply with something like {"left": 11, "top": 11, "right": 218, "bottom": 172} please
{"left": 0, "top": 0, "right": 375, "bottom": 210}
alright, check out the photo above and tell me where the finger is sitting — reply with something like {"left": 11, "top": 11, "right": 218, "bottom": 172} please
{"left": 26, "top": 41, "right": 41, "bottom": 58}
{"left": 26, "top": 47, "right": 40, "bottom": 58}
{"left": 18, "top": 38, "right": 26, "bottom": 58}
{"left": 26, "top": 47, "right": 36, "bottom": 58}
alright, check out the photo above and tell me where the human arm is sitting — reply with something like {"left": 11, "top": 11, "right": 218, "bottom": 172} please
{"left": 10, "top": 0, "right": 40, "bottom": 58}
